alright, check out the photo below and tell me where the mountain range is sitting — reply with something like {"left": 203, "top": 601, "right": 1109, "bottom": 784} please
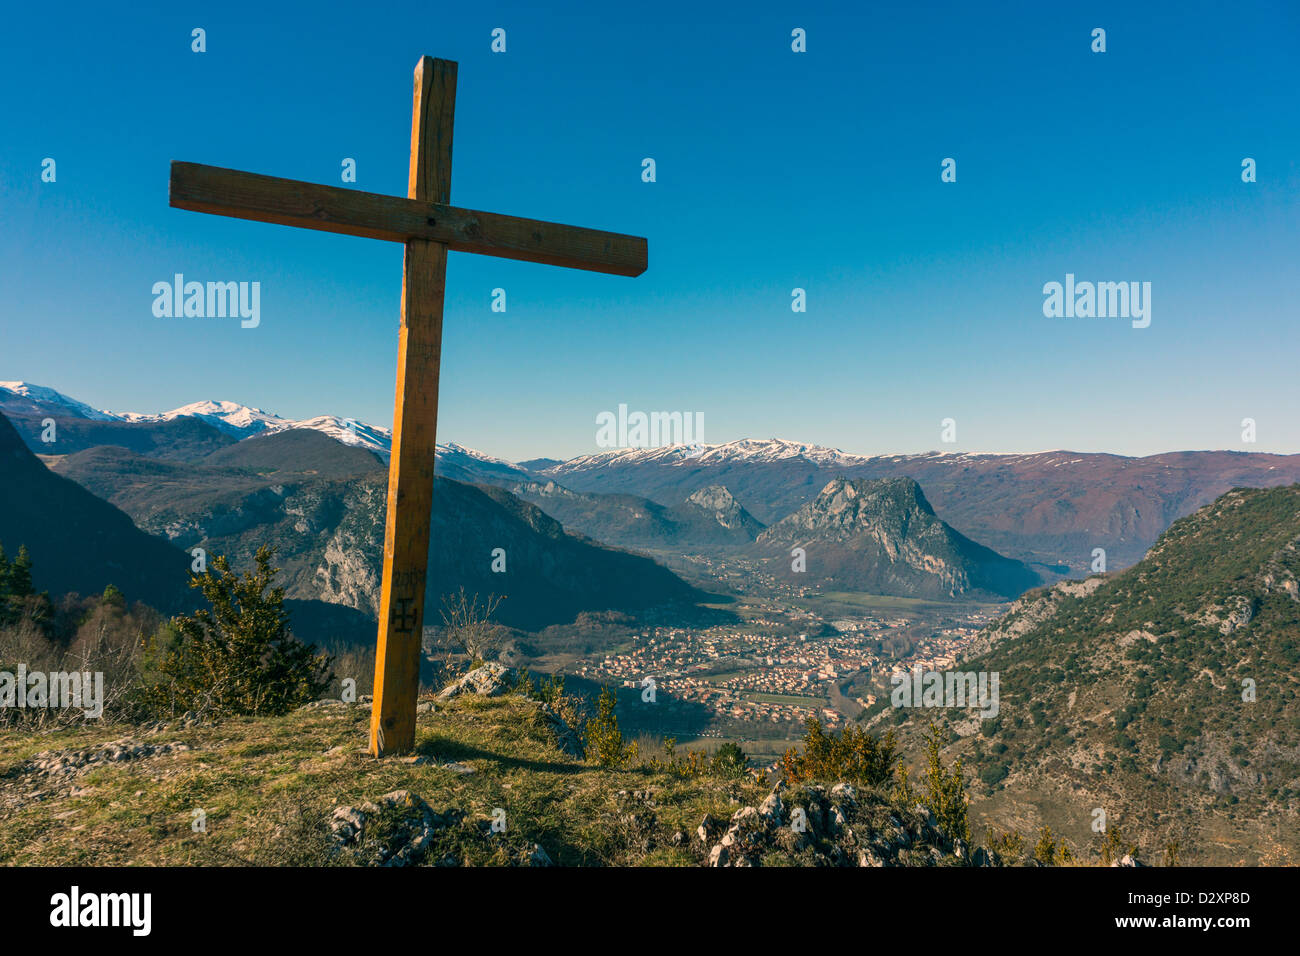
{"left": 535, "top": 441, "right": 1300, "bottom": 574}
{"left": 0, "top": 382, "right": 393, "bottom": 454}
{"left": 0, "top": 411, "right": 190, "bottom": 612}
{"left": 10, "top": 379, "right": 1300, "bottom": 612}
{"left": 13, "top": 379, "right": 1300, "bottom": 572}
{"left": 0, "top": 382, "right": 536, "bottom": 477}
{"left": 27, "top": 429, "right": 705, "bottom": 632}
{"left": 0, "top": 412, "right": 379, "bottom": 641}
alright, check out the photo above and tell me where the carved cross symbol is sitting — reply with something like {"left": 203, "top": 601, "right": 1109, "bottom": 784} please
{"left": 390, "top": 596, "right": 418, "bottom": 635}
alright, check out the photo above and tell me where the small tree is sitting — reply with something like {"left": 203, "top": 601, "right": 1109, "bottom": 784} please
{"left": 1096, "top": 825, "right": 1139, "bottom": 866}
{"left": 985, "top": 828, "right": 1025, "bottom": 865}
{"left": 0, "top": 543, "right": 39, "bottom": 628}
{"left": 436, "top": 588, "right": 504, "bottom": 673}
{"left": 920, "top": 722, "right": 970, "bottom": 845}
{"left": 536, "top": 672, "right": 567, "bottom": 706}
{"left": 585, "top": 686, "right": 637, "bottom": 768}
{"left": 782, "top": 718, "right": 899, "bottom": 788}
{"left": 9, "top": 546, "right": 33, "bottom": 598}
{"left": 1033, "top": 825, "right": 1074, "bottom": 866}
{"left": 141, "top": 546, "right": 332, "bottom": 718}
{"left": 712, "top": 741, "right": 749, "bottom": 778}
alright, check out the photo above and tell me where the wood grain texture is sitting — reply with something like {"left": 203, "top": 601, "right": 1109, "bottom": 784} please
{"left": 169, "top": 161, "right": 648, "bottom": 277}
{"left": 369, "top": 239, "right": 446, "bottom": 757}
{"left": 369, "top": 57, "right": 458, "bottom": 757}
{"left": 409, "top": 57, "right": 456, "bottom": 204}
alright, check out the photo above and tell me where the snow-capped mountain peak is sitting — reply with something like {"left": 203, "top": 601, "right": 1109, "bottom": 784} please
{"left": 437, "top": 441, "right": 517, "bottom": 466}
{"left": 125, "top": 401, "right": 397, "bottom": 455}
{"left": 544, "top": 437, "right": 873, "bottom": 473}
{"left": 0, "top": 382, "right": 524, "bottom": 462}
{"left": 2, "top": 381, "right": 1030, "bottom": 472}
{"left": 119, "top": 399, "right": 288, "bottom": 438}
{"left": 0, "top": 382, "right": 120, "bottom": 422}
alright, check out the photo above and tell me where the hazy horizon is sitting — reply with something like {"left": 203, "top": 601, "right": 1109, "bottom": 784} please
{"left": 4, "top": 377, "right": 1296, "bottom": 465}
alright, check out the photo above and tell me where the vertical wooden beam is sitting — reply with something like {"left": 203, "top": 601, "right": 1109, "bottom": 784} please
{"left": 370, "top": 57, "right": 457, "bottom": 756}
{"left": 409, "top": 56, "right": 456, "bottom": 205}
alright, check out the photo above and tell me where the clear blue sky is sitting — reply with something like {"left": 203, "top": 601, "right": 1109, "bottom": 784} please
{"left": 2, "top": 0, "right": 1297, "bottom": 461}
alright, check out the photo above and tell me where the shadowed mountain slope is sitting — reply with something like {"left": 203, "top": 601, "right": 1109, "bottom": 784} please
{"left": 756, "top": 477, "right": 1041, "bottom": 600}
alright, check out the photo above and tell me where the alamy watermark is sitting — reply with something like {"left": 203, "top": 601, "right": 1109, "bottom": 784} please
{"left": 1042, "top": 274, "right": 1150, "bottom": 328}
{"left": 595, "top": 403, "right": 703, "bottom": 449}
{"left": 50, "top": 886, "right": 150, "bottom": 936}
{"left": 890, "top": 667, "right": 999, "bottom": 719}
{"left": 0, "top": 666, "right": 104, "bottom": 718}
{"left": 152, "top": 274, "right": 260, "bottom": 328}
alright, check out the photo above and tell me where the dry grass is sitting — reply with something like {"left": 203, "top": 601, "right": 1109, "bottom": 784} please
{"left": 0, "top": 694, "right": 766, "bottom": 866}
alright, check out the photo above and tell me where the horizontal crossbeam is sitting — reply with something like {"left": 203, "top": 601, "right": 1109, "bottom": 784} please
{"left": 169, "top": 161, "right": 647, "bottom": 277}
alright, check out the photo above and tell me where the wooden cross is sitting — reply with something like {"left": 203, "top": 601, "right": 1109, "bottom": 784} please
{"left": 169, "top": 56, "right": 647, "bottom": 756}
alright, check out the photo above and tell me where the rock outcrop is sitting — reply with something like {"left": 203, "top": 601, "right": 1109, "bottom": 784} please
{"left": 701, "top": 781, "right": 981, "bottom": 867}
{"left": 756, "top": 477, "right": 1040, "bottom": 599}
{"left": 329, "top": 790, "right": 465, "bottom": 867}
{"left": 436, "top": 663, "right": 513, "bottom": 700}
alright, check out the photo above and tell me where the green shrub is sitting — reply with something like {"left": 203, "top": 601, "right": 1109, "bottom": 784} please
{"left": 1033, "top": 825, "right": 1073, "bottom": 866}
{"left": 985, "top": 829, "right": 1024, "bottom": 865}
{"left": 585, "top": 686, "right": 637, "bottom": 768}
{"left": 1096, "top": 825, "right": 1138, "bottom": 866}
{"left": 137, "top": 546, "right": 332, "bottom": 718}
{"left": 979, "top": 762, "right": 1008, "bottom": 787}
{"left": 711, "top": 741, "right": 749, "bottom": 778}
{"left": 782, "top": 718, "right": 899, "bottom": 788}
{"left": 918, "top": 722, "right": 970, "bottom": 845}
{"left": 0, "top": 542, "right": 36, "bottom": 626}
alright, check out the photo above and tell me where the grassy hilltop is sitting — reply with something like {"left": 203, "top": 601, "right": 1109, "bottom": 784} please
{"left": 0, "top": 691, "right": 969, "bottom": 867}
